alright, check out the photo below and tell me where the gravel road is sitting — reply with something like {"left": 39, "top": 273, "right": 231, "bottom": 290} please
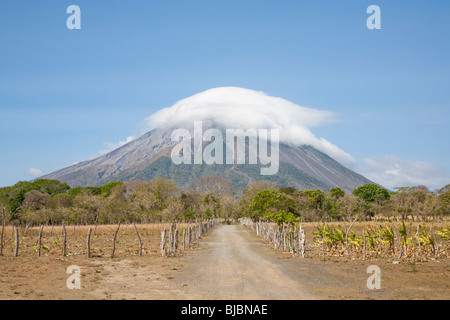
{"left": 175, "top": 224, "right": 317, "bottom": 299}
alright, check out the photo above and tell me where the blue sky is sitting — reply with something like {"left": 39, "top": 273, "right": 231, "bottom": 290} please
{"left": 1, "top": 0, "right": 449, "bottom": 190}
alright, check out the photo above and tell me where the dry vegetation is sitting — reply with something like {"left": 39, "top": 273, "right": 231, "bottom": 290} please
{"left": 0, "top": 223, "right": 197, "bottom": 259}
{"left": 242, "top": 220, "right": 450, "bottom": 262}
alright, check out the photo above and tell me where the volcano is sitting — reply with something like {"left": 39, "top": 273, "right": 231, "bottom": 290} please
{"left": 40, "top": 88, "right": 374, "bottom": 193}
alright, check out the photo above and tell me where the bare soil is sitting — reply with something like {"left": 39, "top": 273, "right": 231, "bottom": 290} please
{"left": 0, "top": 224, "right": 448, "bottom": 300}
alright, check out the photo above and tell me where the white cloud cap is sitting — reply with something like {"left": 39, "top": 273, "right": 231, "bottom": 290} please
{"left": 147, "top": 87, "right": 355, "bottom": 166}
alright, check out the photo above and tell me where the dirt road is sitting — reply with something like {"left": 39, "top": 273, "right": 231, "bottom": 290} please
{"left": 175, "top": 224, "right": 315, "bottom": 299}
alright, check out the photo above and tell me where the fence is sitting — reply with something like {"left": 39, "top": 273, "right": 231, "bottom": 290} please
{"left": 0, "top": 220, "right": 220, "bottom": 259}
{"left": 160, "top": 219, "right": 220, "bottom": 257}
{"left": 241, "top": 219, "right": 306, "bottom": 257}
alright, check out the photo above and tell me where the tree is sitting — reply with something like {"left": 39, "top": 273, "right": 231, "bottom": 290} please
{"left": 30, "top": 179, "right": 71, "bottom": 195}
{"left": 353, "top": 184, "right": 390, "bottom": 203}
{"left": 193, "top": 177, "right": 234, "bottom": 197}
{"left": 6, "top": 179, "right": 70, "bottom": 216}
{"left": 337, "top": 194, "right": 359, "bottom": 220}
{"left": 100, "top": 181, "right": 123, "bottom": 197}
{"left": 72, "top": 192, "right": 103, "bottom": 224}
{"left": 249, "top": 189, "right": 297, "bottom": 225}
{"left": 20, "top": 190, "right": 50, "bottom": 211}
{"left": 179, "top": 191, "right": 203, "bottom": 221}
{"left": 219, "top": 194, "right": 237, "bottom": 223}
{"left": 201, "top": 193, "right": 221, "bottom": 220}
{"left": 330, "top": 187, "right": 345, "bottom": 200}
{"left": 352, "top": 184, "right": 390, "bottom": 219}
{"left": 437, "top": 189, "right": 450, "bottom": 218}
{"left": 238, "top": 181, "right": 277, "bottom": 217}
{"left": 130, "top": 178, "right": 178, "bottom": 222}
{"left": 297, "top": 189, "right": 331, "bottom": 220}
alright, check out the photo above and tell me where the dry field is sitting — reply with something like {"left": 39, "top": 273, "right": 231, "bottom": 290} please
{"left": 244, "top": 220, "right": 450, "bottom": 261}
{"left": 0, "top": 223, "right": 192, "bottom": 258}
{"left": 301, "top": 221, "right": 449, "bottom": 261}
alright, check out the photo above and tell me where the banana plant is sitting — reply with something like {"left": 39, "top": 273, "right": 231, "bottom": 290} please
{"left": 414, "top": 225, "right": 436, "bottom": 255}
{"left": 313, "top": 224, "right": 345, "bottom": 250}
{"left": 437, "top": 226, "right": 450, "bottom": 241}
{"left": 437, "top": 226, "right": 450, "bottom": 252}
{"left": 380, "top": 225, "right": 395, "bottom": 254}
{"left": 398, "top": 221, "right": 413, "bottom": 256}
{"left": 365, "top": 228, "right": 378, "bottom": 251}
{"left": 348, "top": 230, "right": 363, "bottom": 249}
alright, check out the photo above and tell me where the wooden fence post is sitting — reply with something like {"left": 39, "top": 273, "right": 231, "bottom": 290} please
{"left": 173, "top": 228, "right": 178, "bottom": 254}
{"left": 301, "top": 229, "right": 306, "bottom": 258}
{"left": 416, "top": 225, "right": 421, "bottom": 257}
{"left": 133, "top": 223, "right": 143, "bottom": 256}
{"left": 188, "top": 227, "right": 192, "bottom": 246}
{"left": 14, "top": 227, "right": 19, "bottom": 257}
{"left": 38, "top": 225, "right": 44, "bottom": 257}
{"left": 432, "top": 229, "right": 439, "bottom": 259}
{"left": 63, "top": 223, "right": 67, "bottom": 257}
{"left": 111, "top": 222, "right": 121, "bottom": 258}
{"left": 322, "top": 221, "right": 326, "bottom": 259}
{"left": 87, "top": 228, "right": 92, "bottom": 258}
{"left": 168, "top": 224, "right": 173, "bottom": 255}
{"left": 0, "top": 216, "right": 4, "bottom": 256}
{"left": 346, "top": 218, "right": 357, "bottom": 259}
{"left": 363, "top": 229, "right": 366, "bottom": 260}
{"left": 24, "top": 223, "right": 30, "bottom": 237}
{"left": 161, "top": 228, "right": 167, "bottom": 257}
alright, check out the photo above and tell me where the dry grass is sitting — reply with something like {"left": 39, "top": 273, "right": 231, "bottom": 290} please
{"left": 0, "top": 222, "right": 195, "bottom": 259}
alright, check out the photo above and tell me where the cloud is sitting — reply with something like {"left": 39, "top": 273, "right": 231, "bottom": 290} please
{"left": 146, "top": 87, "right": 355, "bottom": 166}
{"left": 25, "top": 167, "right": 44, "bottom": 178}
{"left": 99, "top": 136, "right": 136, "bottom": 155}
{"left": 362, "top": 155, "right": 450, "bottom": 190}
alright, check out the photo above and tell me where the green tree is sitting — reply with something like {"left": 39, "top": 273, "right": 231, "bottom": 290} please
{"left": 238, "top": 181, "right": 278, "bottom": 217}
{"left": 330, "top": 187, "right": 345, "bottom": 200}
{"left": 353, "top": 184, "right": 390, "bottom": 203}
{"left": 6, "top": 179, "right": 70, "bottom": 216}
{"left": 30, "top": 179, "right": 70, "bottom": 195}
{"left": 100, "top": 181, "right": 123, "bottom": 197}
{"left": 249, "top": 189, "right": 297, "bottom": 224}
{"left": 353, "top": 184, "right": 390, "bottom": 219}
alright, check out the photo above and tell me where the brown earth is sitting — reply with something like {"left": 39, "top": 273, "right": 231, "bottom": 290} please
{"left": 0, "top": 224, "right": 448, "bottom": 300}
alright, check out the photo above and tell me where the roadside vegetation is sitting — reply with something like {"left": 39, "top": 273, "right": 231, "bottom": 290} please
{"left": 1, "top": 178, "right": 449, "bottom": 225}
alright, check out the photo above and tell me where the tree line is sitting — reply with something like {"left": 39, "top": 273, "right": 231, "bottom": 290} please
{"left": 0, "top": 177, "right": 449, "bottom": 226}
